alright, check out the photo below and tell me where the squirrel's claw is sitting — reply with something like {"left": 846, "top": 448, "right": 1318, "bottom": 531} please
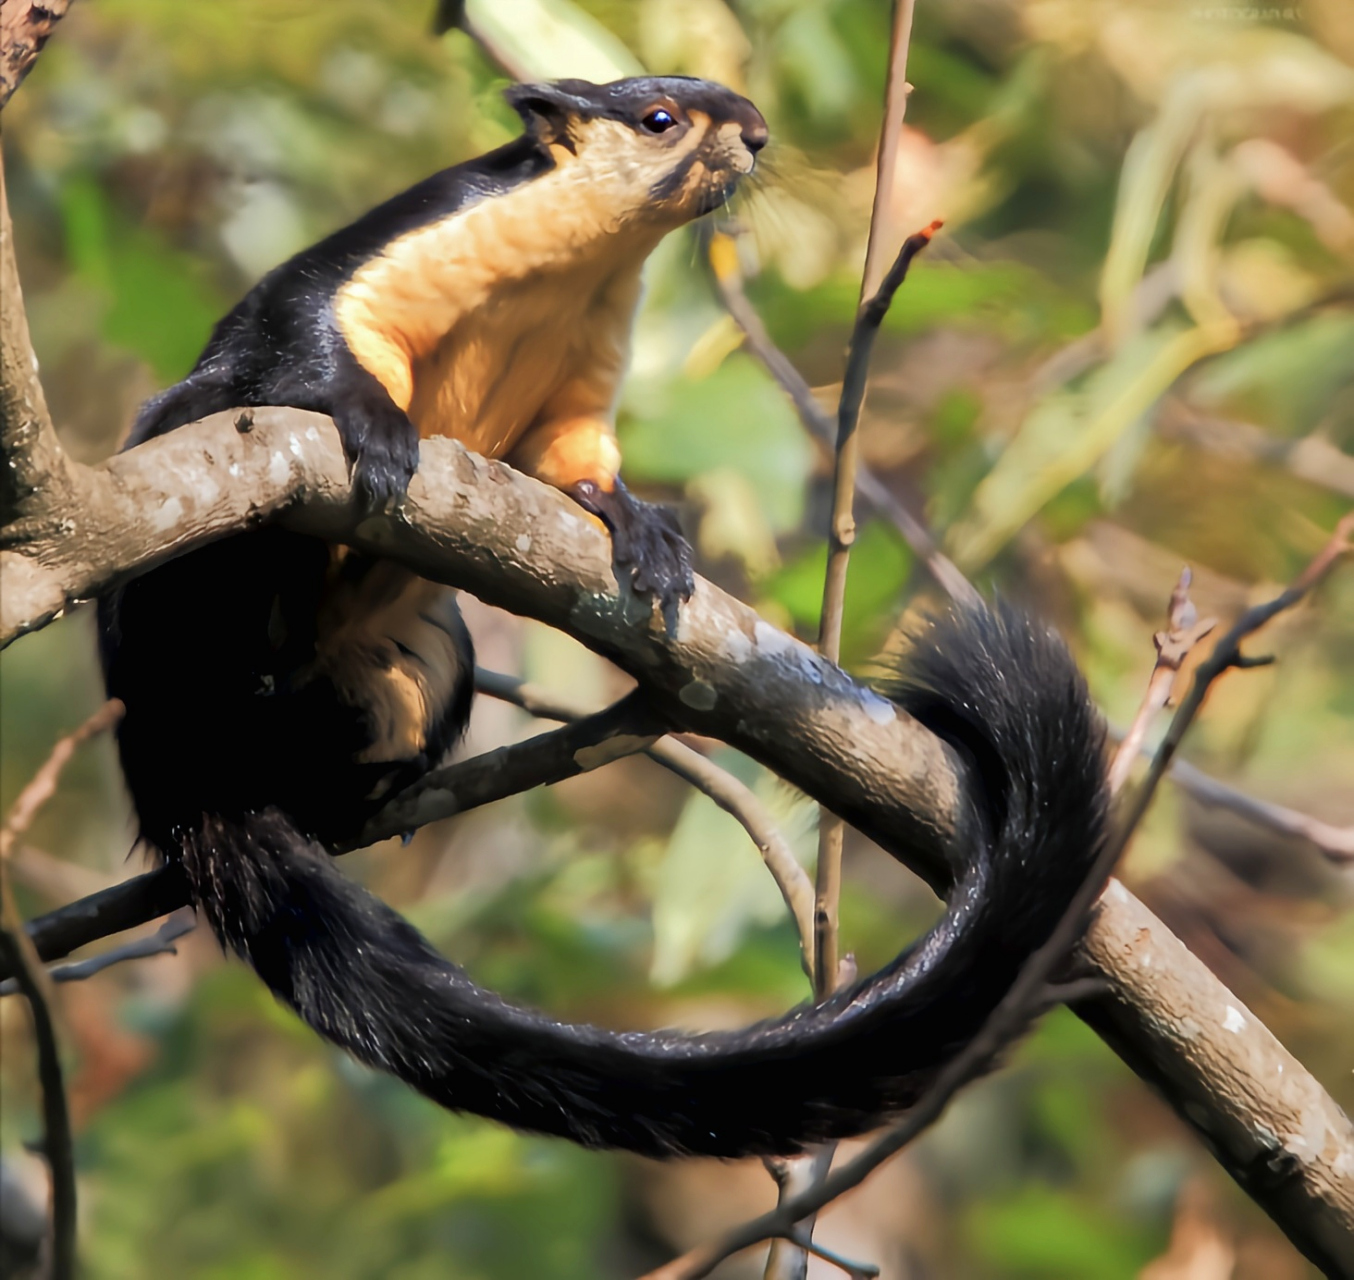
{"left": 570, "top": 479, "right": 694, "bottom": 617}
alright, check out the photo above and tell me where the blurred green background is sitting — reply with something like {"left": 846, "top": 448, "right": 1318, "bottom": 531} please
{"left": 2, "top": 1, "right": 1352, "bottom": 1276}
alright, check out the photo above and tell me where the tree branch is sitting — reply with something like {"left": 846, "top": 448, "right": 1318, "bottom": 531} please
{"left": 1166, "top": 756, "right": 1354, "bottom": 864}
{"left": 0, "top": 0, "right": 74, "bottom": 110}
{"left": 705, "top": 230, "right": 978, "bottom": 609}
{"left": 0, "top": 928, "right": 76, "bottom": 1280}
{"left": 1107, "top": 568, "right": 1215, "bottom": 795}
{"left": 0, "top": 911, "right": 195, "bottom": 998}
{"left": 0, "top": 146, "right": 77, "bottom": 531}
{"left": 2, "top": 688, "right": 665, "bottom": 974}
{"left": 3, "top": 405, "right": 1352, "bottom": 1267}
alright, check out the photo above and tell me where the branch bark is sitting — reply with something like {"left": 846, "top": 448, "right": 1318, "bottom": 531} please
{"left": 0, "top": 0, "right": 74, "bottom": 110}
{"left": 0, "top": 149, "right": 77, "bottom": 531}
{"left": 2, "top": 408, "right": 1351, "bottom": 1268}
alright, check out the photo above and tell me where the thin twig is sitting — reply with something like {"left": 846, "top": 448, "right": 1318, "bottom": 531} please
{"left": 1115, "top": 511, "right": 1354, "bottom": 846}
{"left": 639, "top": 511, "right": 1354, "bottom": 1280}
{"left": 859, "top": 0, "right": 921, "bottom": 302}
{"left": 818, "top": 224, "right": 943, "bottom": 659}
{"left": 0, "top": 929, "right": 76, "bottom": 1279}
{"left": 0, "top": 700, "right": 124, "bottom": 863}
{"left": 1166, "top": 756, "right": 1354, "bottom": 864}
{"left": 790, "top": 1234, "right": 880, "bottom": 1279}
{"left": 0, "top": 698, "right": 123, "bottom": 1275}
{"left": 1110, "top": 720, "right": 1354, "bottom": 864}
{"left": 785, "top": 12, "right": 927, "bottom": 1275}
{"left": 705, "top": 231, "right": 979, "bottom": 608}
{"left": 1107, "top": 568, "right": 1216, "bottom": 794}
{"left": 1157, "top": 399, "right": 1354, "bottom": 501}
{"left": 813, "top": 221, "right": 940, "bottom": 1001}
{"left": 473, "top": 668, "right": 817, "bottom": 970}
{"left": 0, "top": 911, "right": 195, "bottom": 997}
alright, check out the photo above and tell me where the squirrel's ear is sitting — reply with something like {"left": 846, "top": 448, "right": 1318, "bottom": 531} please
{"left": 505, "top": 82, "right": 584, "bottom": 149}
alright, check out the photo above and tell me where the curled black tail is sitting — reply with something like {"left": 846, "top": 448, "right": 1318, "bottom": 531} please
{"left": 169, "top": 602, "right": 1106, "bottom": 1159}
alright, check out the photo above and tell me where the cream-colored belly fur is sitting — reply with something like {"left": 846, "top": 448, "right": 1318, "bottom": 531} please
{"left": 321, "top": 122, "right": 707, "bottom": 767}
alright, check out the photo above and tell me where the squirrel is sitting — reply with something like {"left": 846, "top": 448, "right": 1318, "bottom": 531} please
{"left": 99, "top": 76, "right": 1108, "bottom": 1158}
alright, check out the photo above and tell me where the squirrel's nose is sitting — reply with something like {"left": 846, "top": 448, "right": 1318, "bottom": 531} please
{"left": 741, "top": 111, "right": 768, "bottom": 154}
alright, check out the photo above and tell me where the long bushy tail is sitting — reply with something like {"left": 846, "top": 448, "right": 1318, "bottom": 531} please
{"left": 174, "top": 603, "right": 1106, "bottom": 1158}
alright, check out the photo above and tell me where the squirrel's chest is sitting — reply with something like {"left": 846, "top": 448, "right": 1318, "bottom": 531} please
{"left": 406, "top": 262, "right": 636, "bottom": 457}
{"left": 330, "top": 171, "right": 651, "bottom": 459}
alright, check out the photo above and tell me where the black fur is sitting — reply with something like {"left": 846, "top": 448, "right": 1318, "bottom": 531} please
{"left": 100, "top": 77, "right": 1107, "bottom": 1158}
{"left": 109, "top": 585, "right": 1106, "bottom": 1156}
{"left": 570, "top": 478, "right": 695, "bottom": 615}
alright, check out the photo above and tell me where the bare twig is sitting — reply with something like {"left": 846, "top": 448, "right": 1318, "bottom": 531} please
{"left": 1167, "top": 756, "right": 1354, "bottom": 864}
{"left": 1107, "top": 568, "right": 1216, "bottom": 794}
{"left": 859, "top": 0, "right": 920, "bottom": 302}
{"left": 1110, "top": 718, "right": 1354, "bottom": 864}
{"left": 0, "top": 911, "right": 195, "bottom": 997}
{"left": 0, "top": 928, "right": 76, "bottom": 1280}
{"left": 0, "top": 700, "right": 124, "bottom": 863}
{"left": 0, "top": 700, "right": 106, "bottom": 1280}
{"left": 818, "top": 223, "right": 942, "bottom": 662}
{"left": 1157, "top": 399, "right": 1354, "bottom": 501}
{"left": 704, "top": 231, "right": 978, "bottom": 608}
{"left": 0, "top": 0, "right": 74, "bottom": 110}
{"left": 1115, "top": 512, "right": 1354, "bottom": 847}
{"left": 0, "top": 692, "right": 126, "bottom": 1279}
{"left": 814, "top": 221, "right": 940, "bottom": 1002}
{"left": 783, "top": 14, "right": 928, "bottom": 1275}
{"left": 474, "top": 668, "right": 817, "bottom": 968}
{"left": 788, "top": 1235, "right": 879, "bottom": 1279}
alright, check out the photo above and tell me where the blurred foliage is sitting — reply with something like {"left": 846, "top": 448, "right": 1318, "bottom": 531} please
{"left": 2, "top": 0, "right": 1352, "bottom": 1275}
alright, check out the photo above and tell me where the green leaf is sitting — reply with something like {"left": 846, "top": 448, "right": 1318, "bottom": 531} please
{"left": 58, "top": 177, "right": 226, "bottom": 381}
{"left": 965, "top": 1184, "right": 1155, "bottom": 1279}
{"left": 762, "top": 520, "right": 912, "bottom": 661}
{"left": 650, "top": 752, "right": 814, "bottom": 986}
{"left": 619, "top": 353, "right": 813, "bottom": 533}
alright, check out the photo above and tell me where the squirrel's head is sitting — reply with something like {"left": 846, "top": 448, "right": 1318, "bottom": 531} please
{"left": 505, "top": 76, "right": 767, "bottom": 226}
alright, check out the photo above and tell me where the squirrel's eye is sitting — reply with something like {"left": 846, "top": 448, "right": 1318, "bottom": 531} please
{"left": 642, "top": 108, "right": 676, "bottom": 134}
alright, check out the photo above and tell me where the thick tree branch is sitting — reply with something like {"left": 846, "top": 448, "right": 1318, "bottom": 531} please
{"left": 2, "top": 404, "right": 1352, "bottom": 1267}
{"left": 0, "top": 1, "right": 74, "bottom": 110}
{"left": 3, "top": 408, "right": 1351, "bottom": 1268}
{"left": 0, "top": 150, "right": 77, "bottom": 530}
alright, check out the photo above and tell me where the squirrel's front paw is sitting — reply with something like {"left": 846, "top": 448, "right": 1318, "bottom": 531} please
{"left": 351, "top": 420, "right": 420, "bottom": 512}
{"left": 570, "top": 479, "right": 694, "bottom": 615}
{"left": 333, "top": 400, "right": 420, "bottom": 513}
